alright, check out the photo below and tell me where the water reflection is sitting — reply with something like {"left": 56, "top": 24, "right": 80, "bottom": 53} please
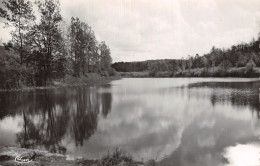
{"left": 0, "top": 86, "right": 112, "bottom": 154}
{"left": 1, "top": 78, "right": 260, "bottom": 166}
{"left": 157, "top": 79, "right": 260, "bottom": 166}
{"left": 186, "top": 81, "right": 260, "bottom": 117}
{"left": 223, "top": 143, "right": 260, "bottom": 166}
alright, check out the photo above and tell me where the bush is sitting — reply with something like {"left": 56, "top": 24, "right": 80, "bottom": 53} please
{"left": 0, "top": 64, "right": 34, "bottom": 89}
{"left": 108, "top": 68, "right": 118, "bottom": 76}
{"left": 0, "top": 47, "right": 37, "bottom": 89}
{"left": 244, "top": 68, "right": 259, "bottom": 77}
{"left": 3, "top": 42, "right": 13, "bottom": 50}
{"left": 101, "top": 148, "right": 133, "bottom": 166}
{"left": 148, "top": 70, "right": 157, "bottom": 77}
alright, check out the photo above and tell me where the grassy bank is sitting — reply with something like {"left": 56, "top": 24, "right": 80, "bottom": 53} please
{"left": 119, "top": 71, "right": 150, "bottom": 78}
{"left": 0, "top": 147, "right": 156, "bottom": 166}
{"left": 0, "top": 74, "right": 121, "bottom": 91}
{"left": 118, "top": 67, "right": 260, "bottom": 78}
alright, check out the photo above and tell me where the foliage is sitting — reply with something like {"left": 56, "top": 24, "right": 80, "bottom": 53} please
{"left": 0, "top": 0, "right": 35, "bottom": 64}
{"left": 0, "top": 0, "right": 113, "bottom": 89}
{"left": 101, "top": 148, "right": 133, "bottom": 166}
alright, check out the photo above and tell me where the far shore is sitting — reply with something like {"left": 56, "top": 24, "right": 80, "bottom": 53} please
{"left": 118, "top": 67, "right": 260, "bottom": 78}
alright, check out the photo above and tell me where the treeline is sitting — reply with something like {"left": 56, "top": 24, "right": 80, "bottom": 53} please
{"left": 112, "top": 36, "right": 260, "bottom": 77}
{"left": 0, "top": 0, "right": 114, "bottom": 89}
{"left": 111, "top": 59, "right": 181, "bottom": 72}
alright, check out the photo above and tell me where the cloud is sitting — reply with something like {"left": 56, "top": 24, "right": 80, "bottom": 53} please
{"left": 59, "top": 0, "right": 260, "bottom": 62}
{"left": 0, "top": 23, "right": 13, "bottom": 43}
{"left": 0, "top": 0, "right": 259, "bottom": 62}
{"left": 223, "top": 143, "right": 260, "bottom": 166}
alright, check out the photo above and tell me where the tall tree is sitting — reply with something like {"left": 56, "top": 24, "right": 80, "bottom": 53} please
{"left": 0, "top": 0, "right": 35, "bottom": 64}
{"left": 181, "top": 57, "right": 186, "bottom": 71}
{"left": 69, "top": 17, "right": 88, "bottom": 76}
{"left": 193, "top": 54, "right": 200, "bottom": 69}
{"left": 69, "top": 17, "right": 98, "bottom": 76}
{"left": 187, "top": 55, "right": 192, "bottom": 72}
{"left": 99, "top": 42, "right": 112, "bottom": 72}
{"left": 202, "top": 56, "right": 208, "bottom": 72}
{"left": 25, "top": 0, "right": 63, "bottom": 85}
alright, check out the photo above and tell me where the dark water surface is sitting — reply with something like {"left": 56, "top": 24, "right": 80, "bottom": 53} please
{"left": 1, "top": 78, "right": 260, "bottom": 166}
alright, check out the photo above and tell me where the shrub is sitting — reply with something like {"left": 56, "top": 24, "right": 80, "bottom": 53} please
{"left": 244, "top": 68, "right": 259, "bottom": 77}
{"left": 108, "top": 68, "right": 118, "bottom": 76}
{"left": 148, "top": 70, "right": 157, "bottom": 77}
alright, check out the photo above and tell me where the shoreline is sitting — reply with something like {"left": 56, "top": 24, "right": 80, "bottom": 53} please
{"left": 0, "top": 147, "right": 156, "bottom": 166}
{"left": 4, "top": 74, "right": 258, "bottom": 92}
{"left": 0, "top": 76, "right": 121, "bottom": 92}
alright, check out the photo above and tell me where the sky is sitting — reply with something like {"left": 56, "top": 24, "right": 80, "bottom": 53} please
{"left": 0, "top": 0, "right": 260, "bottom": 62}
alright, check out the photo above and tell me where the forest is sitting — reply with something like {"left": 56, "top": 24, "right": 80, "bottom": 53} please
{"left": 0, "top": 0, "right": 114, "bottom": 89}
{"left": 112, "top": 36, "right": 260, "bottom": 77}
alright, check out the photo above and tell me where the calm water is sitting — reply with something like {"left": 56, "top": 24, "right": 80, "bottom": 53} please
{"left": 1, "top": 78, "right": 260, "bottom": 165}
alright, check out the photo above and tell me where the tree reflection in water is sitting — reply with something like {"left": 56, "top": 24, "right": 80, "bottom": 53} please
{"left": 0, "top": 85, "right": 112, "bottom": 154}
{"left": 71, "top": 88, "right": 100, "bottom": 146}
{"left": 101, "top": 92, "right": 112, "bottom": 118}
{"left": 187, "top": 81, "right": 260, "bottom": 117}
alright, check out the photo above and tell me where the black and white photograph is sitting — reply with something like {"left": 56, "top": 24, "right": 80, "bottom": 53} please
{"left": 0, "top": 0, "right": 260, "bottom": 165}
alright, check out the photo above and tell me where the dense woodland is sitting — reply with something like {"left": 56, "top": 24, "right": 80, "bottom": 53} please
{"left": 0, "top": 0, "right": 114, "bottom": 89}
{"left": 112, "top": 36, "right": 260, "bottom": 77}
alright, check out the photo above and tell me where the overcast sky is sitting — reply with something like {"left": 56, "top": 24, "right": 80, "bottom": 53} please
{"left": 0, "top": 0, "right": 260, "bottom": 62}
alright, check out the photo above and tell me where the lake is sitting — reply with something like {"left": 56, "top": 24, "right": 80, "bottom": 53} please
{"left": 1, "top": 78, "right": 260, "bottom": 166}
